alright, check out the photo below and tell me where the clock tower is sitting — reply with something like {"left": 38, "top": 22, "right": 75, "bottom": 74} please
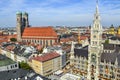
{"left": 87, "top": 0, "right": 102, "bottom": 80}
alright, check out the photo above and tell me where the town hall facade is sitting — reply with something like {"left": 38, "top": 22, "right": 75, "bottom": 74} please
{"left": 70, "top": 1, "right": 120, "bottom": 80}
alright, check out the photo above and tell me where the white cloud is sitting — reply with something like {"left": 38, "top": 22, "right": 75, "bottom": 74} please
{"left": 0, "top": 0, "right": 120, "bottom": 27}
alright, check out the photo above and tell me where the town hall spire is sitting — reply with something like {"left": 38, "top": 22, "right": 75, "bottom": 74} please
{"left": 96, "top": 0, "right": 99, "bottom": 14}
{"left": 87, "top": 0, "right": 102, "bottom": 80}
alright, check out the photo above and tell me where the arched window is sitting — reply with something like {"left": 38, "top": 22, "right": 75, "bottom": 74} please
{"left": 50, "top": 40, "right": 52, "bottom": 45}
{"left": 46, "top": 40, "right": 48, "bottom": 46}
{"left": 40, "top": 40, "right": 42, "bottom": 45}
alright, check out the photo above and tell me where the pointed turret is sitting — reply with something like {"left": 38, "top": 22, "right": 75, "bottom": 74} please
{"left": 78, "top": 28, "right": 81, "bottom": 44}
{"left": 96, "top": 0, "right": 99, "bottom": 14}
{"left": 91, "top": 0, "right": 102, "bottom": 46}
{"left": 115, "top": 58, "right": 118, "bottom": 66}
{"left": 94, "top": 0, "right": 100, "bottom": 23}
{"left": 88, "top": 0, "right": 102, "bottom": 80}
{"left": 70, "top": 41, "right": 74, "bottom": 59}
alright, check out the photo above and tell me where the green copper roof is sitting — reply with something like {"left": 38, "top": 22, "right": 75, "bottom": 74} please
{"left": 16, "top": 11, "right": 22, "bottom": 15}
{"left": 0, "top": 55, "right": 16, "bottom": 67}
{"left": 23, "top": 12, "right": 28, "bottom": 15}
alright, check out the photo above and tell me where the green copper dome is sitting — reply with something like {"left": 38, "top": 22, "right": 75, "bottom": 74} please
{"left": 23, "top": 12, "right": 28, "bottom": 15}
{"left": 16, "top": 11, "right": 22, "bottom": 15}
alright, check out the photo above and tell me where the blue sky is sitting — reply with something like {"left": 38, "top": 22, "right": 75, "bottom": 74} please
{"left": 0, "top": 0, "right": 120, "bottom": 27}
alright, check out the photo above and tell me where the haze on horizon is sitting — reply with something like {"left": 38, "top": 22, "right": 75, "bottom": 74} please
{"left": 0, "top": 0, "right": 120, "bottom": 27}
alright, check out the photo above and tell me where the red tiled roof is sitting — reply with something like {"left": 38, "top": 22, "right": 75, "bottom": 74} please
{"left": 22, "top": 27, "right": 57, "bottom": 37}
{"left": 33, "top": 52, "right": 60, "bottom": 62}
{"left": 60, "top": 37, "right": 75, "bottom": 43}
{"left": 6, "top": 45, "right": 15, "bottom": 51}
{"left": 80, "top": 36, "right": 88, "bottom": 40}
{"left": 0, "top": 35, "right": 17, "bottom": 43}
{"left": 7, "top": 34, "right": 17, "bottom": 41}
{"left": 53, "top": 42, "right": 61, "bottom": 46}
{"left": 0, "top": 36, "right": 8, "bottom": 43}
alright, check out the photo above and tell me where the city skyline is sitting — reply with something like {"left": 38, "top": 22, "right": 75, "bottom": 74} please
{"left": 0, "top": 0, "right": 120, "bottom": 27}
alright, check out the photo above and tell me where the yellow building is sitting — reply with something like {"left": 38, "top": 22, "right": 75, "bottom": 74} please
{"left": 117, "top": 26, "right": 120, "bottom": 35}
{"left": 30, "top": 52, "right": 61, "bottom": 76}
{"left": 108, "top": 26, "right": 115, "bottom": 35}
{"left": 108, "top": 26, "right": 120, "bottom": 36}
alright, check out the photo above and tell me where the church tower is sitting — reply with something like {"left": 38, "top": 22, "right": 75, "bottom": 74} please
{"left": 23, "top": 12, "right": 29, "bottom": 27}
{"left": 70, "top": 41, "right": 75, "bottom": 59}
{"left": 87, "top": 0, "right": 102, "bottom": 80}
{"left": 16, "top": 12, "right": 22, "bottom": 41}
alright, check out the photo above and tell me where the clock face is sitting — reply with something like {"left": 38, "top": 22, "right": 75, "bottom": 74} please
{"left": 93, "top": 35, "right": 96, "bottom": 38}
{"left": 96, "top": 16, "right": 98, "bottom": 19}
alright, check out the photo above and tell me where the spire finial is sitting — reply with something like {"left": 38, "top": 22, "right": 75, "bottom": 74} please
{"left": 96, "top": 0, "right": 98, "bottom": 4}
{"left": 96, "top": 0, "right": 99, "bottom": 14}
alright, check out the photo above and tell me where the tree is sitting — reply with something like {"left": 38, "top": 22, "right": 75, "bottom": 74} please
{"left": 19, "top": 61, "right": 32, "bottom": 70}
{"left": 10, "top": 38, "right": 17, "bottom": 42}
{"left": 105, "top": 39, "right": 109, "bottom": 44}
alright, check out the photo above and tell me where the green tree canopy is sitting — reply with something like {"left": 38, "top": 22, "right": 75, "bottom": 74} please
{"left": 19, "top": 61, "right": 32, "bottom": 70}
{"left": 10, "top": 38, "right": 17, "bottom": 42}
{"left": 105, "top": 39, "right": 109, "bottom": 44}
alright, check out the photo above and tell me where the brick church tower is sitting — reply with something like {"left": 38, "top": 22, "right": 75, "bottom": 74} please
{"left": 16, "top": 12, "right": 57, "bottom": 46}
{"left": 22, "top": 12, "right": 29, "bottom": 27}
{"left": 16, "top": 12, "right": 29, "bottom": 41}
{"left": 16, "top": 12, "right": 22, "bottom": 41}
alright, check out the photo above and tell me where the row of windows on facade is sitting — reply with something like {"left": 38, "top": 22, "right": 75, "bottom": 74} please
{"left": 73, "top": 60, "right": 88, "bottom": 69}
{"left": 99, "top": 65, "right": 115, "bottom": 69}
{"left": 92, "top": 41, "right": 98, "bottom": 45}
{"left": 7, "top": 64, "right": 18, "bottom": 69}
{"left": 99, "top": 64, "right": 120, "bottom": 73}
{"left": 74, "top": 65, "right": 87, "bottom": 71}
{"left": 103, "top": 50, "right": 115, "bottom": 53}
{"left": 72, "top": 60, "right": 119, "bottom": 74}
{"left": 9, "top": 76, "right": 28, "bottom": 80}
{"left": 72, "top": 59, "right": 118, "bottom": 69}
{"left": 92, "top": 64, "right": 119, "bottom": 78}
{"left": 99, "top": 69, "right": 115, "bottom": 74}
{"left": 22, "top": 39, "right": 55, "bottom": 45}
{"left": 99, "top": 67, "right": 120, "bottom": 79}
{"left": 73, "top": 59, "right": 87, "bottom": 64}
{"left": 42, "top": 64, "right": 60, "bottom": 71}
{"left": 99, "top": 74, "right": 115, "bottom": 79}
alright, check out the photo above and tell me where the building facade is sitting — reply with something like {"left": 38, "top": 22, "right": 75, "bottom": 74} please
{"left": 43, "top": 46, "right": 67, "bottom": 68}
{"left": 70, "top": 42, "right": 88, "bottom": 78}
{"left": 0, "top": 54, "right": 19, "bottom": 72}
{"left": 29, "top": 52, "right": 61, "bottom": 76}
{"left": 70, "top": 1, "right": 120, "bottom": 80}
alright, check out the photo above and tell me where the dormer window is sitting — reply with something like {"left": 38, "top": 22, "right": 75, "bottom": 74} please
{"left": 109, "top": 50, "right": 111, "bottom": 53}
